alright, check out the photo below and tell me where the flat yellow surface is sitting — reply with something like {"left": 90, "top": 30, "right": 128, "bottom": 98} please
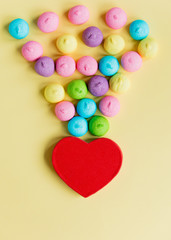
{"left": 0, "top": 0, "right": 171, "bottom": 239}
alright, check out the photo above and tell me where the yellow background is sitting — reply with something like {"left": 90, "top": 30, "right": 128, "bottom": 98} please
{"left": 0, "top": 0, "right": 171, "bottom": 239}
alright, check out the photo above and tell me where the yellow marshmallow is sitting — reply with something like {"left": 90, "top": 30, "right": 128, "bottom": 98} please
{"left": 56, "top": 34, "right": 77, "bottom": 54}
{"left": 44, "top": 84, "right": 65, "bottom": 103}
{"left": 109, "top": 72, "right": 130, "bottom": 93}
{"left": 138, "top": 37, "right": 158, "bottom": 58}
{"left": 104, "top": 34, "right": 125, "bottom": 55}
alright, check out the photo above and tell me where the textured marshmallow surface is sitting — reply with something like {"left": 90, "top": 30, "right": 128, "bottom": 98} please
{"left": 22, "top": 41, "right": 43, "bottom": 62}
{"left": 8, "top": 18, "right": 29, "bottom": 39}
{"left": 68, "top": 116, "right": 88, "bottom": 137}
{"left": 44, "top": 83, "right": 65, "bottom": 103}
{"left": 35, "top": 56, "right": 55, "bottom": 77}
{"left": 89, "top": 116, "right": 109, "bottom": 136}
{"left": 121, "top": 51, "right": 142, "bottom": 72}
{"left": 105, "top": 7, "right": 127, "bottom": 29}
{"left": 138, "top": 37, "right": 158, "bottom": 58}
{"left": 68, "top": 5, "right": 89, "bottom": 25}
{"left": 67, "top": 79, "right": 88, "bottom": 99}
{"left": 77, "top": 56, "right": 98, "bottom": 76}
{"left": 77, "top": 98, "right": 97, "bottom": 118}
{"left": 99, "top": 96, "right": 120, "bottom": 117}
{"left": 82, "top": 26, "right": 103, "bottom": 47}
{"left": 129, "top": 20, "right": 149, "bottom": 40}
{"left": 109, "top": 72, "right": 130, "bottom": 93}
{"left": 104, "top": 34, "right": 125, "bottom": 55}
{"left": 88, "top": 75, "right": 109, "bottom": 97}
{"left": 37, "top": 12, "right": 59, "bottom": 33}
{"left": 56, "top": 56, "right": 76, "bottom": 77}
{"left": 55, "top": 101, "right": 75, "bottom": 121}
{"left": 56, "top": 34, "right": 77, "bottom": 54}
{"left": 99, "top": 56, "right": 119, "bottom": 76}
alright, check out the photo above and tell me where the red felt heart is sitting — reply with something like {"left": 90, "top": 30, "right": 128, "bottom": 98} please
{"left": 52, "top": 137, "right": 123, "bottom": 198}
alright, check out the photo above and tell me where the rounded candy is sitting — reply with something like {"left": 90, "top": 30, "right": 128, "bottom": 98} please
{"left": 56, "top": 34, "right": 77, "bottom": 54}
{"left": 88, "top": 75, "right": 109, "bottom": 97}
{"left": 99, "top": 96, "right": 120, "bottom": 117}
{"left": 56, "top": 56, "right": 76, "bottom": 77}
{"left": 121, "top": 51, "right": 142, "bottom": 72}
{"left": 67, "top": 79, "right": 88, "bottom": 99}
{"left": 138, "top": 37, "right": 158, "bottom": 58}
{"left": 22, "top": 41, "right": 43, "bottom": 62}
{"left": 35, "top": 56, "right": 55, "bottom": 77}
{"left": 44, "top": 83, "right": 65, "bottom": 103}
{"left": 129, "top": 20, "right": 149, "bottom": 40}
{"left": 37, "top": 12, "right": 59, "bottom": 33}
{"left": 82, "top": 26, "right": 103, "bottom": 47}
{"left": 8, "top": 18, "right": 29, "bottom": 39}
{"left": 89, "top": 116, "right": 109, "bottom": 136}
{"left": 104, "top": 34, "right": 125, "bottom": 55}
{"left": 105, "top": 7, "right": 127, "bottom": 29}
{"left": 68, "top": 5, "right": 89, "bottom": 25}
{"left": 77, "top": 56, "right": 98, "bottom": 76}
{"left": 99, "top": 56, "right": 119, "bottom": 76}
{"left": 55, "top": 101, "right": 75, "bottom": 121}
{"left": 77, "top": 98, "right": 97, "bottom": 118}
{"left": 68, "top": 116, "right": 88, "bottom": 137}
{"left": 109, "top": 72, "right": 130, "bottom": 93}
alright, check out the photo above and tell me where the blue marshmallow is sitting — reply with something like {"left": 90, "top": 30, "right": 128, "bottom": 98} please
{"left": 129, "top": 20, "right": 149, "bottom": 40}
{"left": 77, "top": 98, "right": 97, "bottom": 118}
{"left": 9, "top": 18, "right": 29, "bottom": 39}
{"left": 99, "top": 56, "right": 119, "bottom": 76}
{"left": 68, "top": 116, "right": 88, "bottom": 137}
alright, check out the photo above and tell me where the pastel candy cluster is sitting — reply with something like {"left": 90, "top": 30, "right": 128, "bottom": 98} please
{"left": 8, "top": 5, "right": 158, "bottom": 137}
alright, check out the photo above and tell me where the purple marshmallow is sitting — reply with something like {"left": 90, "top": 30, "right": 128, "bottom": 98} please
{"left": 88, "top": 75, "right": 109, "bottom": 97}
{"left": 82, "top": 26, "right": 103, "bottom": 47}
{"left": 35, "top": 56, "right": 55, "bottom": 77}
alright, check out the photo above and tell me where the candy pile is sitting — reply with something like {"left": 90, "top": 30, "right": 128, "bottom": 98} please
{"left": 8, "top": 6, "right": 158, "bottom": 137}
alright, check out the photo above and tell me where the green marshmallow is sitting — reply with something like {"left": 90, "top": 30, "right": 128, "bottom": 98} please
{"left": 67, "top": 79, "right": 88, "bottom": 99}
{"left": 89, "top": 116, "right": 109, "bottom": 136}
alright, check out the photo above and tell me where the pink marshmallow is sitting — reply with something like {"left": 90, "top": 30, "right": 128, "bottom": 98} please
{"left": 121, "top": 51, "right": 142, "bottom": 72}
{"left": 55, "top": 101, "right": 75, "bottom": 121}
{"left": 22, "top": 41, "right": 43, "bottom": 62}
{"left": 56, "top": 56, "right": 76, "bottom": 77}
{"left": 99, "top": 96, "right": 120, "bottom": 117}
{"left": 105, "top": 7, "right": 127, "bottom": 29}
{"left": 68, "top": 5, "right": 89, "bottom": 25}
{"left": 37, "top": 12, "right": 59, "bottom": 33}
{"left": 77, "top": 56, "right": 98, "bottom": 76}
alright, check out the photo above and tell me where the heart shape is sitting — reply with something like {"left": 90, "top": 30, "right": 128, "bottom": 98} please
{"left": 52, "top": 137, "right": 123, "bottom": 197}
